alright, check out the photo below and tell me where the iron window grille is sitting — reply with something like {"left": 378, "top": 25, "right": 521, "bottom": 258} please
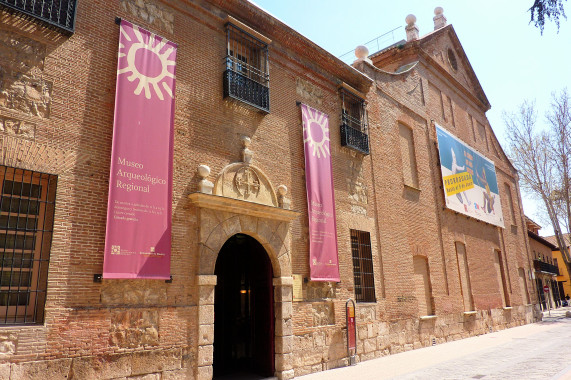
{"left": 223, "top": 22, "right": 270, "bottom": 113}
{"left": 350, "top": 229, "right": 376, "bottom": 302}
{"left": 0, "top": 0, "right": 78, "bottom": 33}
{"left": 341, "top": 89, "right": 369, "bottom": 154}
{"left": 535, "top": 278, "right": 547, "bottom": 310}
{"left": 0, "top": 166, "right": 57, "bottom": 325}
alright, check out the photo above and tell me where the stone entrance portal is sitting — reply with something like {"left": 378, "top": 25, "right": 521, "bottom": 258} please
{"left": 190, "top": 196, "right": 297, "bottom": 380}
{"left": 190, "top": 137, "right": 297, "bottom": 379}
{"left": 213, "top": 234, "right": 274, "bottom": 378}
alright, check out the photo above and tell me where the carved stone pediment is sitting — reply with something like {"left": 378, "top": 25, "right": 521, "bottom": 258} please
{"left": 214, "top": 163, "right": 278, "bottom": 207}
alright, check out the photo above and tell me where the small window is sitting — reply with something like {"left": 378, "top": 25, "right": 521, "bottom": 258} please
{"left": 447, "top": 48, "right": 458, "bottom": 72}
{"left": 455, "top": 242, "right": 474, "bottom": 312}
{"left": 350, "top": 230, "right": 375, "bottom": 302}
{"left": 494, "top": 250, "right": 510, "bottom": 307}
{"left": 398, "top": 123, "right": 419, "bottom": 189}
{"left": 223, "top": 21, "right": 269, "bottom": 112}
{"left": 0, "top": 166, "right": 57, "bottom": 324}
{"left": 413, "top": 255, "right": 434, "bottom": 316}
{"left": 476, "top": 122, "right": 489, "bottom": 151}
{"left": 504, "top": 183, "right": 516, "bottom": 224}
{"left": 0, "top": 0, "right": 78, "bottom": 33}
{"left": 340, "top": 89, "right": 369, "bottom": 154}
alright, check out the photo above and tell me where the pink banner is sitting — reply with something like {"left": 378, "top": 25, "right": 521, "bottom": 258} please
{"left": 301, "top": 104, "right": 340, "bottom": 281}
{"left": 103, "top": 20, "right": 176, "bottom": 279}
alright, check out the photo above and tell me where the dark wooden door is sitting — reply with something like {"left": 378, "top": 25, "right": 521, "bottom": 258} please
{"left": 213, "top": 234, "right": 274, "bottom": 378}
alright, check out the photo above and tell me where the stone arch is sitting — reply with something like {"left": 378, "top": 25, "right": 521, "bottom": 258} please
{"left": 198, "top": 210, "right": 292, "bottom": 277}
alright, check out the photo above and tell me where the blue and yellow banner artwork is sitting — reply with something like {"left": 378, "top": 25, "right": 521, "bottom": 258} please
{"left": 436, "top": 124, "right": 504, "bottom": 228}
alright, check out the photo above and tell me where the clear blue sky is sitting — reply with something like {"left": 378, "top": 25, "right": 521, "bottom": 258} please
{"left": 252, "top": 0, "right": 570, "bottom": 235}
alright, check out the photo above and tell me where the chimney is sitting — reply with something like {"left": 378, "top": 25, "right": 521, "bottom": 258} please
{"left": 433, "top": 7, "right": 447, "bottom": 30}
{"left": 405, "top": 14, "right": 419, "bottom": 41}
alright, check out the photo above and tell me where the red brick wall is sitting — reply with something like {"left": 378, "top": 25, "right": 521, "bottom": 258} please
{"left": 0, "top": 1, "right": 538, "bottom": 378}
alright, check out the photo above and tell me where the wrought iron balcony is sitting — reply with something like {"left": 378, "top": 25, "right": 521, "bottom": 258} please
{"left": 533, "top": 259, "right": 559, "bottom": 275}
{"left": 223, "top": 69, "right": 270, "bottom": 113}
{"left": 341, "top": 122, "right": 370, "bottom": 155}
{"left": 0, "top": 0, "right": 77, "bottom": 33}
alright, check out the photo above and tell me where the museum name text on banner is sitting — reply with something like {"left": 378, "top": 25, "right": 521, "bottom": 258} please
{"left": 103, "top": 20, "right": 177, "bottom": 279}
{"left": 301, "top": 104, "right": 340, "bottom": 281}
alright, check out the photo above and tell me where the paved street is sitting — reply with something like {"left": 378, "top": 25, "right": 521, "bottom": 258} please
{"left": 299, "top": 307, "right": 571, "bottom": 380}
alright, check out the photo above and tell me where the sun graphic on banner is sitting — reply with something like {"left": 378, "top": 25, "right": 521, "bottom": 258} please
{"left": 117, "top": 25, "right": 175, "bottom": 100}
{"left": 303, "top": 111, "right": 330, "bottom": 158}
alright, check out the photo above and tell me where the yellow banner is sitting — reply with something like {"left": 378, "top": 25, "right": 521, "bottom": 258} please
{"left": 443, "top": 172, "right": 474, "bottom": 196}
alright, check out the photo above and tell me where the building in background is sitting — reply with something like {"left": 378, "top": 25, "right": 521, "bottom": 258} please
{"left": 545, "top": 233, "right": 571, "bottom": 302}
{"left": 526, "top": 218, "right": 560, "bottom": 309}
{"left": 352, "top": 7, "right": 538, "bottom": 334}
{"left": 0, "top": 1, "right": 539, "bottom": 379}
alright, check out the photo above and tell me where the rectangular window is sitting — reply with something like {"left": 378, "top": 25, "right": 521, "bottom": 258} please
{"left": 398, "top": 123, "right": 419, "bottom": 188}
{"left": 0, "top": 166, "right": 57, "bottom": 324}
{"left": 504, "top": 183, "right": 516, "bottom": 224}
{"left": 350, "top": 230, "right": 375, "bottom": 302}
{"left": 494, "top": 250, "right": 510, "bottom": 307}
{"left": 223, "top": 21, "right": 270, "bottom": 112}
{"left": 340, "top": 88, "right": 369, "bottom": 154}
{"left": 447, "top": 96, "right": 455, "bottom": 127}
{"left": 438, "top": 89, "right": 446, "bottom": 121}
{"left": 413, "top": 255, "right": 434, "bottom": 316}
{"left": 477, "top": 122, "right": 489, "bottom": 151}
{"left": 455, "top": 242, "right": 474, "bottom": 312}
{"left": 518, "top": 267, "right": 530, "bottom": 305}
{"left": 0, "top": 0, "right": 78, "bottom": 33}
{"left": 470, "top": 114, "right": 477, "bottom": 142}
{"left": 535, "top": 278, "right": 547, "bottom": 310}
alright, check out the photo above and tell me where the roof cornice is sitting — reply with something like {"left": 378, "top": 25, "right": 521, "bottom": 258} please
{"left": 528, "top": 230, "right": 558, "bottom": 250}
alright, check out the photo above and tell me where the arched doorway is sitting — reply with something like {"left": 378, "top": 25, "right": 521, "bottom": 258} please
{"left": 213, "top": 234, "right": 275, "bottom": 378}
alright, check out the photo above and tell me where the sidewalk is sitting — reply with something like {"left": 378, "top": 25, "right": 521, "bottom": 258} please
{"left": 542, "top": 304, "right": 571, "bottom": 321}
{"left": 298, "top": 306, "right": 571, "bottom": 380}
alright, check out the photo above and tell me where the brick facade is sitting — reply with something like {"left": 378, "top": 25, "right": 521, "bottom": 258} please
{"left": 0, "top": 1, "right": 539, "bottom": 379}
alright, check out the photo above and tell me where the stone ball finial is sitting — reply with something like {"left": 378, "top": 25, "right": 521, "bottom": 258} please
{"left": 197, "top": 164, "right": 211, "bottom": 179}
{"left": 433, "top": 6, "right": 447, "bottom": 30}
{"left": 405, "top": 14, "right": 417, "bottom": 26}
{"left": 277, "top": 185, "right": 290, "bottom": 209}
{"left": 277, "top": 185, "right": 288, "bottom": 197}
{"left": 241, "top": 135, "right": 251, "bottom": 148}
{"left": 197, "top": 164, "right": 214, "bottom": 195}
{"left": 355, "top": 45, "right": 369, "bottom": 60}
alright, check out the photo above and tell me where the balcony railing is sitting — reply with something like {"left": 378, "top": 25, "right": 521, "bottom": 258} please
{"left": 0, "top": 0, "right": 77, "bottom": 33}
{"left": 533, "top": 259, "right": 559, "bottom": 275}
{"left": 223, "top": 69, "right": 270, "bottom": 113}
{"left": 341, "top": 122, "right": 370, "bottom": 155}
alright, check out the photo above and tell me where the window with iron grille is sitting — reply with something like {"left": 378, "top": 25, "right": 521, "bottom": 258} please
{"left": 350, "top": 230, "right": 375, "bottom": 302}
{"left": 340, "top": 89, "right": 369, "bottom": 154}
{"left": 223, "top": 22, "right": 270, "bottom": 113}
{"left": 0, "top": 166, "right": 57, "bottom": 324}
{"left": 0, "top": 0, "right": 78, "bottom": 33}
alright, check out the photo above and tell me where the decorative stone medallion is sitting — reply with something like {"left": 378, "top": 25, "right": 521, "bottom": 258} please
{"left": 234, "top": 166, "right": 260, "bottom": 198}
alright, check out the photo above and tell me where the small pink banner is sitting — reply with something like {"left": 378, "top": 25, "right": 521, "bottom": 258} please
{"left": 103, "top": 20, "right": 176, "bottom": 279}
{"left": 301, "top": 104, "right": 340, "bottom": 281}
